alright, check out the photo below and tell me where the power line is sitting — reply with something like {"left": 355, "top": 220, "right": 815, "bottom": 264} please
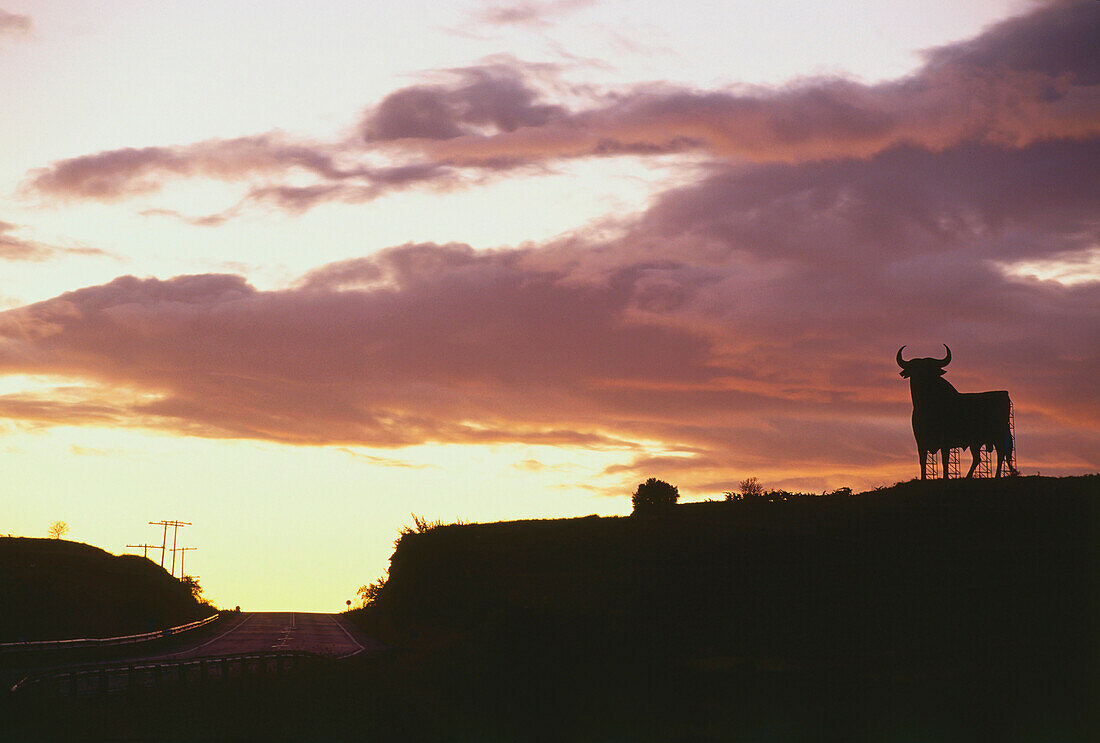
{"left": 172, "top": 546, "right": 197, "bottom": 577}
{"left": 148, "top": 520, "right": 191, "bottom": 576}
{"left": 126, "top": 543, "right": 160, "bottom": 560}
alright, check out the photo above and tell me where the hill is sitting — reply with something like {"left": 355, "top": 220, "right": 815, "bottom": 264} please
{"left": 361, "top": 475, "right": 1096, "bottom": 658}
{"left": 340, "top": 474, "right": 1097, "bottom": 739}
{"left": 0, "top": 537, "right": 212, "bottom": 642}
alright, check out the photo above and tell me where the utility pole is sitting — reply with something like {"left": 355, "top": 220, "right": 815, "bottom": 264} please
{"left": 148, "top": 520, "right": 191, "bottom": 576}
{"left": 126, "top": 543, "right": 160, "bottom": 560}
{"left": 173, "top": 546, "right": 197, "bottom": 578}
{"left": 152, "top": 521, "right": 167, "bottom": 567}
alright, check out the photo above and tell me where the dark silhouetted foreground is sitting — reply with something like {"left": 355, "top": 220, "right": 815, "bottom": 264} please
{"left": 3, "top": 476, "right": 1096, "bottom": 741}
{"left": 0, "top": 538, "right": 212, "bottom": 643}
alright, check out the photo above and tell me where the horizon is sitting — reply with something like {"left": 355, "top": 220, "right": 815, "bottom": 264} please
{"left": 1, "top": 0, "right": 1097, "bottom": 611}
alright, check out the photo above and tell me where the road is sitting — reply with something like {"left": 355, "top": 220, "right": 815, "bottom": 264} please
{"left": 162, "top": 612, "right": 380, "bottom": 660}
{"left": 5, "top": 613, "right": 385, "bottom": 694}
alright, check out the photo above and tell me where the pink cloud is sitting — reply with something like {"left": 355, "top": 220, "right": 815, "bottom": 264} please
{"left": 23, "top": 2, "right": 1100, "bottom": 221}
{"left": 1, "top": 134, "right": 1097, "bottom": 490}
{"left": 0, "top": 221, "right": 110, "bottom": 262}
{"left": 24, "top": 136, "right": 352, "bottom": 201}
{"left": 473, "top": 0, "right": 596, "bottom": 27}
{"left": 0, "top": 8, "right": 31, "bottom": 38}
{"left": 3, "top": 2, "right": 1097, "bottom": 491}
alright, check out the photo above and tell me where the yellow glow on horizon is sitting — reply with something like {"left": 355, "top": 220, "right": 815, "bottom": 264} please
{"left": 0, "top": 424, "right": 650, "bottom": 611}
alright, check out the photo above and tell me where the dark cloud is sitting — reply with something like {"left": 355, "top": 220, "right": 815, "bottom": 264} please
{"left": 362, "top": 63, "right": 567, "bottom": 142}
{"left": 375, "top": 2, "right": 1100, "bottom": 166}
{"left": 922, "top": 0, "right": 1100, "bottom": 84}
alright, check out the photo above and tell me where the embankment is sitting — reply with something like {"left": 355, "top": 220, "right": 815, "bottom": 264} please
{"left": 0, "top": 537, "right": 212, "bottom": 642}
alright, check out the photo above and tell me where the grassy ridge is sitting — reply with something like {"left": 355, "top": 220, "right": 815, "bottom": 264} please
{"left": 361, "top": 475, "right": 1096, "bottom": 670}
{"left": 339, "top": 475, "right": 1097, "bottom": 739}
{"left": 0, "top": 537, "right": 211, "bottom": 642}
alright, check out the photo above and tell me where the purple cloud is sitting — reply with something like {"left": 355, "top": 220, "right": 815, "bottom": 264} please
{"left": 1, "top": 133, "right": 1097, "bottom": 490}
{"left": 24, "top": 2, "right": 1098, "bottom": 221}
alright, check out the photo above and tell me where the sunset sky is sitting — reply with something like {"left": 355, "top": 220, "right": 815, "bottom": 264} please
{"left": 1, "top": 0, "right": 1097, "bottom": 611}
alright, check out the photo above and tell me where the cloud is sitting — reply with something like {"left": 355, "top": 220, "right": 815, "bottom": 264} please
{"left": 24, "top": 135, "right": 353, "bottom": 201}
{"left": 25, "top": 1, "right": 1100, "bottom": 220}
{"left": 361, "top": 63, "right": 567, "bottom": 142}
{"left": 473, "top": 0, "right": 597, "bottom": 27}
{"left": 0, "top": 8, "right": 31, "bottom": 38}
{"left": 370, "top": 1, "right": 1100, "bottom": 164}
{"left": 1, "top": 133, "right": 1097, "bottom": 490}
{"left": 337, "top": 447, "right": 435, "bottom": 468}
{"left": 0, "top": 221, "right": 45, "bottom": 261}
{"left": 3, "top": 2, "right": 1097, "bottom": 490}
{"left": 921, "top": 0, "right": 1100, "bottom": 84}
{"left": 0, "top": 221, "right": 111, "bottom": 262}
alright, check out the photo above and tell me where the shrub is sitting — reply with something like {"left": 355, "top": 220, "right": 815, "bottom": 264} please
{"left": 357, "top": 576, "right": 387, "bottom": 608}
{"left": 631, "top": 478, "right": 679, "bottom": 515}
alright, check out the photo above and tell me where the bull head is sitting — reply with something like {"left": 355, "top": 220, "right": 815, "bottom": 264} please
{"left": 897, "top": 344, "right": 951, "bottom": 378}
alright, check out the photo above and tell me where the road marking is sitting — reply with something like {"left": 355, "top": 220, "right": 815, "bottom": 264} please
{"left": 161, "top": 613, "right": 254, "bottom": 658}
{"left": 327, "top": 613, "right": 365, "bottom": 658}
{"left": 271, "top": 613, "right": 296, "bottom": 649}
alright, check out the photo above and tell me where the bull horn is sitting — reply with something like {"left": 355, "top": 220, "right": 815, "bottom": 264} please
{"left": 896, "top": 346, "right": 910, "bottom": 368}
{"left": 935, "top": 344, "right": 951, "bottom": 367}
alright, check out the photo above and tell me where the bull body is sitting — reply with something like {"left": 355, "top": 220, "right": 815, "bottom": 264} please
{"left": 898, "top": 345, "right": 1014, "bottom": 479}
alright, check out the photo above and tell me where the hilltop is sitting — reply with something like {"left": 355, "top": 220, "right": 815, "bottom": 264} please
{"left": 357, "top": 475, "right": 1096, "bottom": 657}
{"left": 339, "top": 474, "right": 1097, "bottom": 739}
{"left": 0, "top": 537, "right": 212, "bottom": 642}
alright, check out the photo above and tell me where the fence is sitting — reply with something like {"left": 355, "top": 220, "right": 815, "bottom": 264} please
{"left": 0, "top": 613, "right": 221, "bottom": 654}
{"left": 11, "top": 650, "right": 320, "bottom": 697}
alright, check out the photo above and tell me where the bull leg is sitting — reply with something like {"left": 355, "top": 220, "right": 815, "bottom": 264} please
{"left": 997, "top": 430, "right": 1014, "bottom": 477}
{"left": 965, "top": 446, "right": 980, "bottom": 478}
{"left": 941, "top": 448, "right": 950, "bottom": 479}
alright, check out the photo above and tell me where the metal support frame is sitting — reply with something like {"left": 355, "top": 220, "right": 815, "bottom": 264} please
{"left": 922, "top": 401, "right": 1018, "bottom": 478}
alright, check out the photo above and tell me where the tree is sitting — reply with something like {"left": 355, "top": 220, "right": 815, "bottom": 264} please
{"left": 739, "top": 477, "right": 764, "bottom": 498}
{"left": 47, "top": 521, "right": 69, "bottom": 539}
{"left": 356, "top": 576, "right": 387, "bottom": 608}
{"left": 631, "top": 478, "right": 679, "bottom": 515}
{"left": 181, "top": 575, "right": 215, "bottom": 611}
{"left": 180, "top": 575, "right": 203, "bottom": 601}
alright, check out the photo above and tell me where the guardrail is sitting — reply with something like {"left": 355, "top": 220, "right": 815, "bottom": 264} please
{"left": 0, "top": 613, "right": 221, "bottom": 654}
{"left": 11, "top": 650, "right": 320, "bottom": 696}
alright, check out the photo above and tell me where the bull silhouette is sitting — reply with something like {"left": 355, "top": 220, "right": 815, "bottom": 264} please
{"left": 897, "top": 345, "right": 1014, "bottom": 479}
